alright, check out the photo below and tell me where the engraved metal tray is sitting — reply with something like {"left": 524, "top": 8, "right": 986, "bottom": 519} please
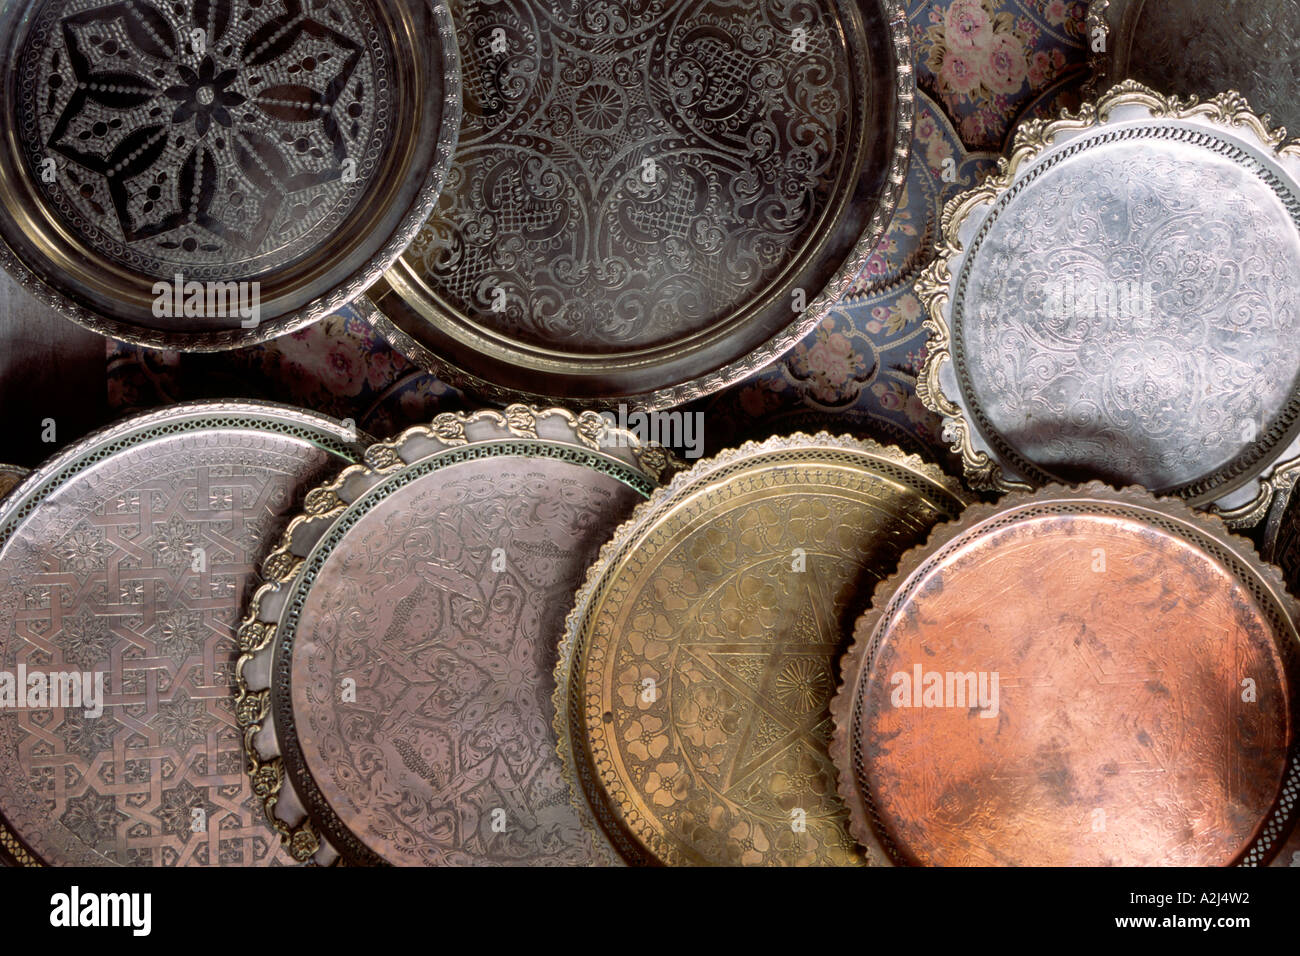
{"left": 831, "top": 483, "right": 1300, "bottom": 867}
{"left": 363, "top": 0, "right": 912, "bottom": 409}
{"left": 237, "top": 406, "right": 676, "bottom": 865}
{"left": 554, "top": 433, "right": 970, "bottom": 865}
{"left": 917, "top": 81, "right": 1300, "bottom": 527}
{"left": 0, "top": 0, "right": 462, "bottom": 350}
{"left": 0, "top": 401, "right": 367, "bottom": 866}
{"left": 1090, "top": 0, "right": 1300, "bottom": 136}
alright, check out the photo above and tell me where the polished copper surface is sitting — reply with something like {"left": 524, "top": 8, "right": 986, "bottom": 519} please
{"left": 833, "top": 485, "right": 1300, "bottom": 867}
{"left": 0, "top": 402, "right": 362, "bottom": 866}
{"left": 556, "top": 435, "right": 970, "bottom": 865}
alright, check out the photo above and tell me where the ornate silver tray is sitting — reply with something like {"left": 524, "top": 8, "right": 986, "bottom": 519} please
{"left": 236, "top": 406, "right": 676, "bottom": 865}
{"left": 1090, "top": 0, "right": 1300, "bottom": 136}
{"left": 0, "top": 401, "right": 367, "bottom": 866}
{"left": 0, "top": 0, "right": 462, "bottom": 350}
{"left": 363, "top": 0, "right": 912, "bottom": 409}
{"left": 917, "top": 81, "right": 1300, "bottom": 527}
{"left": 554, "top": 434, "right": 970, "bottom": 865}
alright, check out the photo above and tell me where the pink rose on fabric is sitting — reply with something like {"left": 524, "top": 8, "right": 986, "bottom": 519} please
{"left": 319, "top": 338, "right": 366, "bottom": 398}
{"left": 981, "top": 32, "right": 1027, "bottom": 94}
{"left": 1028, "top": 50, "right": 1052, "bottom": 88}
{"left": 1044, "top": 0, "right": 1068, "bottom": 24}
{"left": 944, "top": 0, "right": 992, "bottom": 51}
{"left": 940, "top": 50, "right": 982, "bottom": 95}
{"left": 806, "top": 336, "right": 854, "bottom": 386}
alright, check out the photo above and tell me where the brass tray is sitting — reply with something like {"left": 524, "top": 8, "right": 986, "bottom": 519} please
{"left": 832, "top": 483, "right": 1300, "bottom": 867}
{"left": 0, "top": 401, "right": 367, "bottom": 866}
{"left": 0, "top": 466, "right": 27, "bottom": 500}
{"left": 555, "top": 433, "right": 970, "bottom": 865}
{"left": 363, "top": 0, "right": 912, "bottom": 409}
{"left": 917, "top": 80, "right": 1300, "bottom": 528}
{"left": 1089, "top": 0, "right": 1300, "bottom": 136}
{"left": 0, "top": 0, "right": 462, "bottom": 350}
{"left": 237, "top": 406, "right": 675, "bottom": 865}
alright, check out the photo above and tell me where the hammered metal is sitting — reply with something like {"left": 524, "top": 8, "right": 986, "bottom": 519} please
{"left": 917, "top": 80, "right": 1300, "bottom": 528}
{"left": 555, "top": 433, "right": 970, "bottom": 865}
{"left": 0, "top": 0, "right": 462, "bottom": 349}
{"left": 832, "top": 483, "right": 1300, "bottom": 867}
{"left": 1090, "top": 0, "right": 1300, "bottom": 137}
{"left": 0, "top": 401, "right": 366, "bottom": 866}
{"left": 365, "top": 0, "right": 912, "bottom": 409}
{"left": 237, "top": 406, "right": 670, "bottom": 865}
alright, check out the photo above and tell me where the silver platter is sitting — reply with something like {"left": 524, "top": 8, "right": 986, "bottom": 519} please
{"left": 0, "top": 401, "right": 366, "bottom": 866}
{"left": 917, "top": 80, "right": 1300, "bottom": 527}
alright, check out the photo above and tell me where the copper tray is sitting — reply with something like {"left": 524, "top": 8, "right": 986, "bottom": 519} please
{"left": 555, "top": 434, "right": 970, "bottom": 865}
{"left": 0, "top": 401, "right": 366, "bottom": 866}
{"left": 0, "top": 466, "right": 27, "bottom": 500}
{"left": 237, "top": 406, "right": 675, "bottom": 865}
{"left": 917, "top": 80, "right": 1300, "bottom": 528}
{"left": 363, "top": 0, "right": 912, "bottom": 409}
{"left": 1090, "top": 0, "right": 1300, "bottom": 136}
{"left": 832, "top": 483, "right": 1300, "bottom": 867}
{"left": 0, "top": 0, "right": 462, "bottom": 349}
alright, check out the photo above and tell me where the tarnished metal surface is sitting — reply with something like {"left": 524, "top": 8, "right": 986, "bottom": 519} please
{"left": 555, "top": 434, "right": 970, "bottom": 865}
{"left": 832, "top": 484, "right": 1300, "bottom": 867}
{"left": 917, "top": 81, "right": 1300, "bottom": 527}
{"left": 0, "top": 402, "right": 365, "bottom": 866}
{"left": 238, "top": 406, "right": 669, "bottom": 865}
{"left": 367, "top": 0, "right": 912, "bottom": 408}
{"left": 0, "top": 467, "right": 27, "bottom": 500}
{"left": 0, "top": 0, "right": 462, "bottom": 349}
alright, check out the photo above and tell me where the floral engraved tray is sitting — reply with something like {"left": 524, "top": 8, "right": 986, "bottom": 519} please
{"left": 1090, "top": 0, "right": 1300, "bottom": 136}
{"left": 0, "top": 0, "right": 462, "bottom": 349}
{"left": 236, "top": 405, "right": 676, "bottom": 865}
{"left": 917, "top": 80, "right": 1300, "bottom": 527}
{"left": 363, "top": 0, "right": 912, "bottom": 409}
{"left": 0, "top": 401, "right": 367, "bottom": 866}
{"left": 554, "top": 433, "right": 970, "bottom": 865}
{"left": 831, "top": 484, "right": 1300, "bottom": 866}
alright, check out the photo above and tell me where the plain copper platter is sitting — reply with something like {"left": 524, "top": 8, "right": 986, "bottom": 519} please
{"left": 832, "top": 484, "right": 1300, "bottom": 867}
{"left": 236, "top": 406, "right": 675, "bottom": 865}
{"left": 363, "top": 0, "right": 912, "bottom": 409}
{"left": 917, "top": 80, "right": 1300, "bottom": 528}
{"left": 0, "top": 0, "right": 462, "bottom": 349}
{"left": 0, "top": 401, "right": 367, "bottom": 866}
{"left": 554, "top": 433, "right": 970, "bottom": 865}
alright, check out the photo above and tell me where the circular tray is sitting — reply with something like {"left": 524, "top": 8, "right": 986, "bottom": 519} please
{"left": 0, "top": 401, "right": 366, "bottom": 866}
{"left": 0, "top": 0, "right": 462, "bottom": 350}
{"left": 832, "top": 483, "right": 1300, "bottom": 867}
{"left": 917, "top": 81, "right": 1300, "bottom": 528}
{"left": 237, "top": 405, "right": 675, "bottom": 865}
{"left": 555, "top": 434, "right": 970, "bottom": 865}
{"left": 363, "top": 0, "right": 912, "bottom": 409}
{"left": 1090, "top": 0, "right": 1300, "bottom": 136}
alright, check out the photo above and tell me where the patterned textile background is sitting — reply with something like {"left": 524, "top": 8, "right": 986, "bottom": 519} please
{"left": 105, "top": 0, "right": 1092, "bottom": 457}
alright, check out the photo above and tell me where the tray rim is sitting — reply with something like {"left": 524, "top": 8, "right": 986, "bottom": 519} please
{"left": 0, "top": 0, "right": 465, "bottom": 352}
{"left": 915, "top": 79, "right": 1300, "bottom": 528}
{"left": 235, "top": 404, "right": 678, "bottom": 865}
{"left": 0, "top": 398, "right": 369, "bottom": 867}
{"left": 552, "top": 430, "right": 972, "bottom": 865}
{"left": 361, "top": 0, "right": 915, "bottom": 411}
{"left": 829, "top": 481, "right": 1300, "bottom": 867}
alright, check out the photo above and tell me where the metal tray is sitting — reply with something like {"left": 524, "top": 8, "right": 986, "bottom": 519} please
{"left": 555, "top": 434, "right": 969, "bottom": 865}
{"left": 0, "top": 466, "right": 28, "bottom": 500}
{"left": 917, "top": 80, "right": 1300, "bottom": 527}
{"left": 363, "top": 0, "right": 912, "bottom": 409}
{"left": 237, "top": 406, "right": 675, "bottom": 865}
{"left": 832, "top": 483, "right": 1300, "bottom": 867}
{"left": 1090, "top": 0, "right": 1300, "bottom": 136}
{"left": 0, "top": 0, "right": 462, "bottom": 350}
{"left": 0, "top": 401, "right": 366, "bottom": 866}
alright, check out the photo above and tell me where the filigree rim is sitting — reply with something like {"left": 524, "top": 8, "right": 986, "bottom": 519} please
{"left": 914, "top": 78, "right": 1300, "bottom": 528}
{"left": 552, "top": 431, "right": 972, "bottom": 865}
{"left": 829, "top": 480, "right": 1300, "bottom": 867}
